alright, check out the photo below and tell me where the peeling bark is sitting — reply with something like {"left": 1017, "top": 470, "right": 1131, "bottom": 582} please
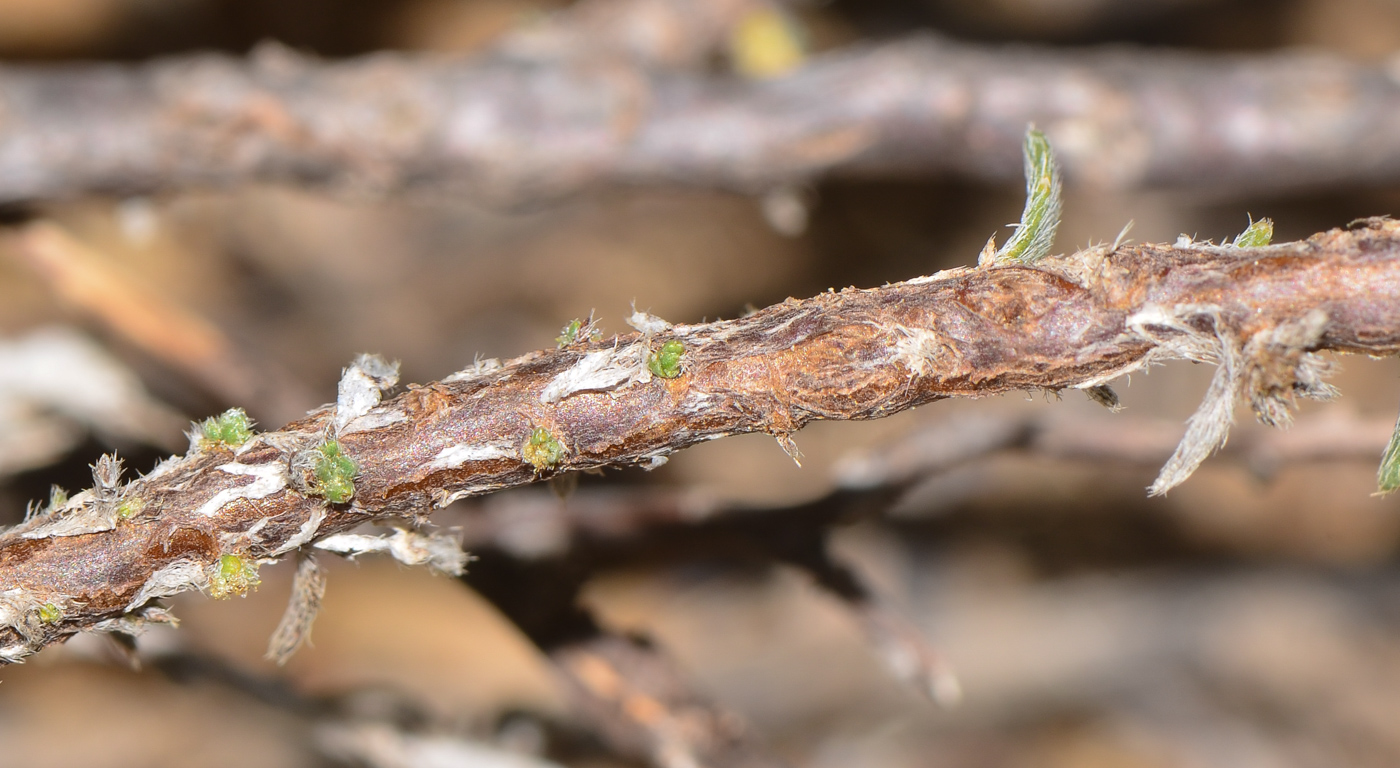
{"left": 2, "top": 219, "right": 1399, "bottom": 662}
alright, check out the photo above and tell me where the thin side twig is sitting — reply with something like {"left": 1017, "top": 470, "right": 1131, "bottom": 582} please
{"left": 1, "top": 219, "right": 1398, "bottom": 662}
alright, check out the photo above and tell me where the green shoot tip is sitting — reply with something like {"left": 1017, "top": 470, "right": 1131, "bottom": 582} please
{"left": 1379, "top": 412, "right": 1400, "bottom": 495}
{"left": 1232, "top": 217, "right": 1274, "bottom": 248}
{"left": 985, "top": 127, "right": 1063, "bottom": 266}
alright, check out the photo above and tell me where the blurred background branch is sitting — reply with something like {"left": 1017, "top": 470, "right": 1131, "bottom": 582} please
{"left": 3, "top": 0, "right": 1400, "bottom": 767}
{"left": 5, "top": 36, "right": 1400, "bottom": 204}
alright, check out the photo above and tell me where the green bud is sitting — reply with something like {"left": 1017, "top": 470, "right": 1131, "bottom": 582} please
{"left": 209, "top": 554, "right": 260, "bottom": 599}
{"left": 557, "top": 319, "right": 583, "bottom": 348}
{"left": 647, "top": 340, "right": 686, "bottom": 379}
{"left": 522, "top": 427, "right": 566, "bottom": 471}
{"left": 310, "top": 440, "right": 357, "bottom": 504}
{"left": 1232, "top": 217, "right": 1274, "bottom": 248}
{"left": 47, "top": 486, "right": 68, "bottom": 513}
{"left": 116, "top": 496, "right": 146, "bottom": 520}
{"left": 200, "top": 408, "right": 254, "bottom": 448}
{"left": 556, "top": 318, "right": 602, "bottom": 347}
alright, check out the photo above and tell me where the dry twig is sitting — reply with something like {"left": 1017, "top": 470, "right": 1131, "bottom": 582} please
{"left": 836, "top": 407, "right": 1400, "bottom": 490}
{"left": 1, "top": 216, "right": 1398, "bottom": 662}
{"left": 552, "top": 634, "right": 782, "bottom": 768}
{"left": 3, "top": 222, "right": 316, "bottom": 424}
{"left": 448, "top": 405, "right": 1398, "bottom": 565}
{"left": 3, "top": 37, "right": 1400, "bottom": 202}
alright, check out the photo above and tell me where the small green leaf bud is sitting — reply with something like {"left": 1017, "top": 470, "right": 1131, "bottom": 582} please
{"left": 647, "top": 340, "right": 686, "bottom": 379}
{"left": 522, "top": 427, "right": 566, "bottom": 471}
{"left": 1232, "top": 217, "right": 1274, "bottom": 248}
{"left": 116, "top": 496, "right": 146, "bottom": 520}
{"left": 200, "top": 408, "right": 255, "bottom": 448}
{"left": 209, "top": 554, "right": 260, "bottom": 599}
{"left": 310, "top": 441, "right": 357, "bottom": 504}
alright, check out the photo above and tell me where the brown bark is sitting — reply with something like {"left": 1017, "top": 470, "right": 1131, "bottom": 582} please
{"left": 2, "top": 218, "right": 1399, "bottom": 663}
{"left": 2, "top": 37, "right": 1400, "bottom": 203}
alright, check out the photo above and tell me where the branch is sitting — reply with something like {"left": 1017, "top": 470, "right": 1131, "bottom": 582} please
{"left": 836, "top": 407, "right": 1400, "bottom": 491}
{"left": 4, "top": 37, "right": 1400, "bottom": 202}
{"left": 3, "top": 222, "right": 318, "bottom": 425}
{"left": 462, "top": 482, "right": 941, "bottom": 761}
{"left": 453, "top": 406, "right": 1399, "bottom": 563}
{"left": 933, "top": 0, "right": 1230, "bottom": 36}
{"left": 1, "top": 218, "right": 1398, "bottom": 662}
{"left": 551, "top": 634, "right": 786, "bottom": 768}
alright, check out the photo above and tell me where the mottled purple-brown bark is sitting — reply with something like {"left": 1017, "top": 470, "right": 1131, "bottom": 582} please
{"left": 1, "top": 219, "right": 1398, "bottom": 662}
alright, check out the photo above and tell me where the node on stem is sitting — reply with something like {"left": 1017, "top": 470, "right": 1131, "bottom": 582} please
{"left": 1233, "top": 216, "right": 1274, "bottom": 248}
{"left": 199, "top": 408, "right": 254, "bottom": 448}
{"left": 522, "top": 427, "right": 566, "bottom": 471}
{"left": 116, "top": 496, "right": 145, "bottom": 520}
{"left": 208, "top": 554, "right": 260, "bottom": 599}
{"left": 647, "top": 340, "right": 686, "bottom": 379}
{"left": 309, "top": 441, "right": 357, "bottom": 504}
{"left": 556, "top": 317, "right": 602, "bottom": 348}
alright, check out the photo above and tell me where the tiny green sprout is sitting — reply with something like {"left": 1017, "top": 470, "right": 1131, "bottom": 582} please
{"left": 209, "top": 554, "right": 260, "bottom": 599}
{"left": 557, "top": 319, "right": 583, "bottom": 347}
{"left": 1378, "top": 410, "right": 1400, "bottom": 495}
{"left": 200, "top": 408, "right": 254, "bottom": 448}
{"left": 311, "top": 440, "right": 357, "bottom": 504}
{"left": 985, "top": 127, "right": 1063, "bottom": 266}
{"left": 1232, "top": 216, "right": 1274, "bottom": 248}
{"left": 522, "top": 427, "right": 566, "bottom": 471}
{"left": 116, "top": 496, "right": 146, "bottom": 520}
{"left": 37, "top": 603, "right": 62, "bottom": 624}
{"left": 47, "top": 485, "right": 68, "bottom": 512}
{"left": 647, "top": 340, "right": 686, "bottom": 379}
{"left": 556, "top": 318, "right": 603, "bottom": 348}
